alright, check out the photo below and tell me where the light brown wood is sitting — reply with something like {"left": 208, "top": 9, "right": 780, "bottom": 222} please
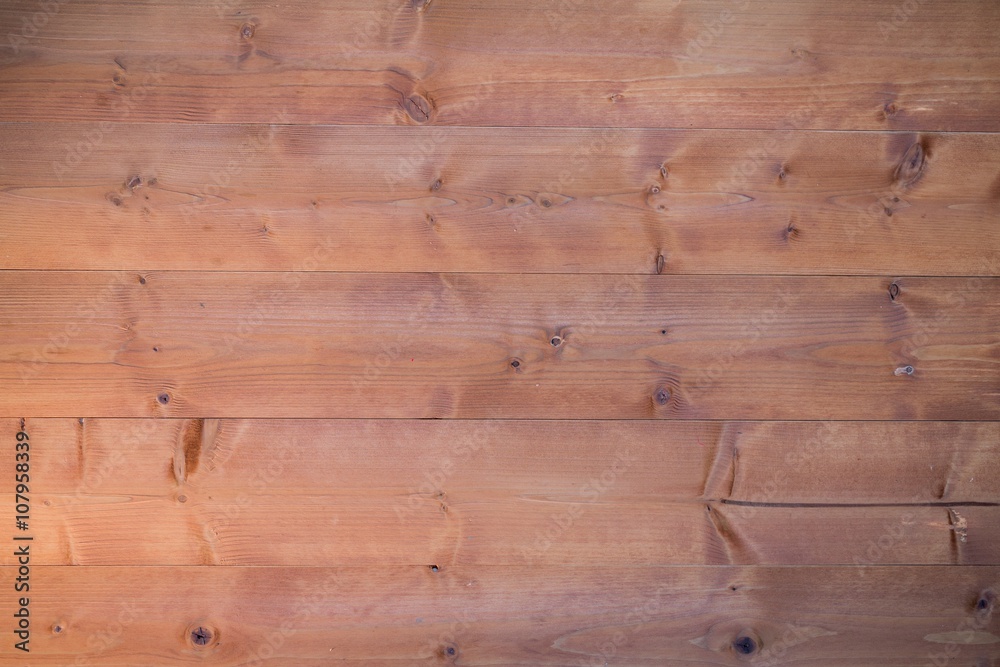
{"left": 2, "top": 124, "right": 998, "bottom": 275}
{"left": 13, "top": 419, "right": 1000, "bottom": 503}
{"left": 7, "top": 565, "right": 998, "bottom": 665}
{"left": 2, "top": 419, "right": 996, "bottom": 567}
{"left": 2, "top": 0, "right": 999, "bottom": 662}
{"left": 2, "top": 273, "right": 998, "bottom": 419}
{"left": 10, "top": 493, "right": 999, "bottom": 566}
{"left": 1, "top": 1, "right": 999, "bottom": 130}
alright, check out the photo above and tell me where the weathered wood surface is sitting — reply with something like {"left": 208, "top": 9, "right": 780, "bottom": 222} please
{"left": 1, "top": 125, "right": 998, "bottom": 275}
{"left": 2, "top": 273, "right": 998, "bottom": 419}
{"left": 1, "top": 1, "right": 999, "bottom": 130}
{"left": 3, "top": 566, "right": 997, "bottom": 666}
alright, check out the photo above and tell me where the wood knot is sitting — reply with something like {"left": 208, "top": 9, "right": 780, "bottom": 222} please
{"left": 240, "top": 23, "right": 255, "bottom": 39}
{"left": 894, "top": 141, "right": 927, "bottom": 188}
{"left": 894, "top": 365, "right": 914, "bottom": 376}
{"left": 880, "top": 102, "right": 899, "bottom": 120}
{"left": 654, "top": 387, "right": 671, "bottom": 406}
{"left": 403, "top": 93, "right": 433, "bottom": 123}
{"left": 655, "top": 253, "right": 666, "bottom": 275}
{"left": 157, "top": 392, "right": 171, "bottom": 405}
{"left": 888, "top": 281, "right": 900, "bottom": 301}
{"left": 975, "top": 590, "right": 995, "bottom": 618}
{"left": 189, "top": 625, "right": 214, "bottom": 647}
{"left": 733, "top": 635, "right": 758, "bottom": 655}
{"left": 411, "top": 0, "right": 432, "bottom": 12}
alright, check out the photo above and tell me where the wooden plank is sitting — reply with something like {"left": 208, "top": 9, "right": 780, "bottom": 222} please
{"left": 1, "top": 0, "right": 999, "bottom": 129}
{"left": 2, "top": 418, "right": 997, "bottom": 566}
{"left": 1, "top": 273, "right": 998, "bottom": 419}
{"left": 12, "top": 419, "right": 1000, "bottom": 503}
{"left": 6, "top": 565, "right": 998, "bottom": 665}
{"left": 7, "top": 493, "right": 998, "bottom": 566}
{"left": 2, "top": 124, "right": 999, "bottom": 275}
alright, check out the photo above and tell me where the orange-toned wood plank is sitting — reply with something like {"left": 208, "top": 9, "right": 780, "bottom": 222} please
{"left": 9, "top": 419, "right": 1000, "bottom": 504}
{"left": 1, "top": 273, "right": 997, "bottom": 419}
{"left": 1, "top": 419, "right": 997, "bottom": 566}
{"left": 4, "top": 566, "right": 997, "bottom": 665}
{"left": 1, "top": 0, "right": 998, "bottom": 129}
{"left": 1, "top": 125, "right": 998, "bottom": 275}
{"left": 4, "top": 494, "right": 995, "bottom": 566}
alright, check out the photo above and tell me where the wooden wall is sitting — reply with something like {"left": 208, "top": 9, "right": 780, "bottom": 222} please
{"left": 0, "top": 0, "right": 998, "bottom": 664}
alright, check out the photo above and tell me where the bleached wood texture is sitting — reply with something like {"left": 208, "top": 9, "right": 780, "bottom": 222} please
{"left": 1, "top": 125, "right": 999, "bottom": 275}
{"left": 1, "top": 1, "right": 999, "bottom": 130}
{"left": 1, "top": 273, "right": 998, "bottom": 419}
{"left": 6, "top": 566, "right": 998, "bottom": 666}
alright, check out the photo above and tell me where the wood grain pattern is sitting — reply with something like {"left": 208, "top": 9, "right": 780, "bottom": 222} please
{"left": 2, "top": 124, "right": 999, "bottom": 275}
{"left": 2, "top": 273, "right": 998, "bottom": 419}
{"left": 1, "top": 1, "right": 999, "bottom": 130}
{"left": 6, "top": 566, "right": 998, "bottom": 666}
{"left": 2, "top": 0, "right": 999, "bottom": 663}
{"left": 13, "top": 419, "right": 1000, "bottom": 503}
{"left": 9, "top": 491, "right": 998, "bottom": 567}
{"left": 4, "top": 418, "right": 998, "bottom": 566}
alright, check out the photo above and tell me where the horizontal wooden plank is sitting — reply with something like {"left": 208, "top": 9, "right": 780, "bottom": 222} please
{"left": 6, "top": 565, "right": 998, "bottom": 665}
{"left": 2, "top": 125, "right": 999, "bottom": 275}
{"left": 8, "top": 494, "right": 998, "bottom": 566}
{"left": 3, "top": 419, "right": 998, "bottom": 566}
{"left": 1, "top": 0, "right": 999, "bottom": 129}
{"left": 1, "top": 274, "right": 998, "bottom": 419}
{"left": 12, "top": 419, "right": 1000, "bottom": 503}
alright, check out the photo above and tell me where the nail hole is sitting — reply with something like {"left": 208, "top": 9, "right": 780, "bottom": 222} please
{"left": 53, "top": 625, "right": 63, "bottom": 634}
{"left": 429, "top": 564, "right": 439, "bottom": 572}
{"left": 446, "top": 646, "right": 456, "bottom": 656}
{"left": 550, "top": 336, "right": 562, "bottom": 347}
{"left": 152, "top": 346, "right": 159, "bottom": 352}
{"left": 660, "top": 329, "right": 667, "bottom": 335}
{"left": 510, "top": 359, "right": 520, "bottom": 369}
